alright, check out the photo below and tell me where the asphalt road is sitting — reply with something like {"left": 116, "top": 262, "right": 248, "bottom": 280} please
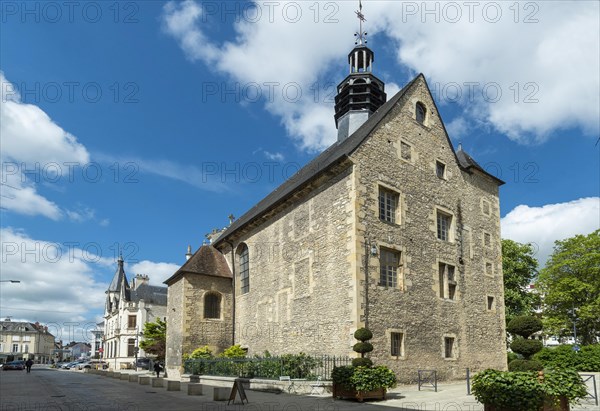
{"left": 1, "top": 367, "right": 598, "bottom": 411}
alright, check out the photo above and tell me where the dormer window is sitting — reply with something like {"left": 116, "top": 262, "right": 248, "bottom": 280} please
{"left": 416, "top": 102, "right": 426, "bottom": 124}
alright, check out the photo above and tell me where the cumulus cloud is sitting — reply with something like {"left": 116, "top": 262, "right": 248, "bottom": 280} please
{"left": 161, "top": 1, "right": 599, "bottom": 149}
{"left": 0, "top": 72, "right": 91, "bottom": 220}
{"left": 501, "top": 197, "right": 600, "bottom": 267}
{"left": 0, "top": 227, "right": 109, "bottom": 331}
{"left": 128, "top": 260, "right": 181, "bottom": 286}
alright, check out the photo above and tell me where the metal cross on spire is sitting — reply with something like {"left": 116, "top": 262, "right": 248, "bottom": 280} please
{"left": 354, "top": 0, "right": 367, "bottom": 45}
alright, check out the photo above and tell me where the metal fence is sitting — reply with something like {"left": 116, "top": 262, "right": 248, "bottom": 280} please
{"left": 184, "top": 355, "right": 352, "bottom": 380}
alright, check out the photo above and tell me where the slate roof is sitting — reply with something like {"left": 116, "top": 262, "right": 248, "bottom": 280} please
{"left": 164, "top": 245, "right": 232, "bottom": 285}
{"left": 0, "top": 321, "right": 53, "bottom": 336}
{"left": 214, "top": 73, "right": 504, "bottom": 246}
{"left": 130, "top": 283, "right": 168, "bottom": 305}
{"left": 108, "top": 256, "right": 129, "bottom": 295}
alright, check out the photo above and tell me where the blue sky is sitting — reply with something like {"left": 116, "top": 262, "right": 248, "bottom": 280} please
{"left": 1, "top": 1, "right": 598, "bottom": 339}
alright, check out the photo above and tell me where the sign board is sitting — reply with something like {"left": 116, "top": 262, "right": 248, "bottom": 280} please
{"left": 228, "top": 379, "right": 248, "bottom": 405}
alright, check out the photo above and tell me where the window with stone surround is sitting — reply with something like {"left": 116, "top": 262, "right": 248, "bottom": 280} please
{"left": 12, "top": 343, "right": 18, "bottom": 352}
{"left": 391, "top": 332, "right": 404, "bottom": 357}
{"left": 444, "top": 337, "right": 455, "bottom": 358}
{"left": 128, "top": 315, "right": 137, "bottom": 329}
{"left": 439, "top": 262, "right": 456, "bottom": 300}
{"left": 436, "top": 160, "right": 446, "bottom": 179}
{"left": 400, "top": 141, "right": 412, "bottom": 161}
{"left": 379, "top": 187, "right": 399, "bottom": 224}
{"left": 485, "top": 261, "right": 494, "bottom": 276}
{"left": 416, "top": 102, "right": 426, "bottom": 124}
{"left": 484, "top": 232, "right": 492, "bottom": 247}
{"left": 379, "top": 248, "right": 401, "bottom": 288}
{"left": 482, "top": 199, "right": 491, "bottom": 216}
{"left": 238, "top": 244, "right": 250, "bottom": 294}
{"left": 487, "top": 296, "right": 495, "bottom": 310}
{"left": 127, "top": 338, "right": 135, "bottom": 357}
{"left": 204, "top": 292, "right": 221, "bottom": 319}
{"left": 436, "top": 209, "right": 452, "bottom": 241}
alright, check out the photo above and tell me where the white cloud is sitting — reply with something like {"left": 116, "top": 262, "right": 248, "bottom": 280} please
{"left": 501, "top": 197, "right": 600, "bottom": 267}
{"left": 128, "top": 260, "right": 181, "bottom": 286}
{"left": 0, "top": 72, "right": 91, "bottom": 220}
{"left": 263, "top": 151, "right": 285, "bottom": 162}
{"left": 162, "top": 1, "right": 599, "bottom": 149}
{"left": 0, "top": 227, "right": 109, "bottom": 331}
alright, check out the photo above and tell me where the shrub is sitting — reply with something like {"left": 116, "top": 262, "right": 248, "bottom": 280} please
{"left": 219, "top": 344, "right": 246, "bottom": 358}
{"left": 350, "top": 366, "right": 397, "bottom": 392}
{"left": 472, "top": 369, "right": 545, "bottom": 411}
{"left": 186, "top": 346, "right": 213, "bottom": 360}
{"left": 354, "top": 328, "right": 373, "bottom": 342}
{"left": 508, "top": 359, "right": 543, "bottom": 372}
{"left": 507, "top": 316, "right": 543, "bottom": 338}
{"left": 332, "top": 366, "right": 354, "bottom": 390}
{"left": 510, "top": 339, "right": 544, "bottom": 359}
{"left": 352, "top": 358, "right": 373, "bottom": 368}
{"left": 353, "top": 342, "right": 374, "bottom": 355}
{"left": 507, "top": 351, "right": 519, "bottom": 364}
{"left": 542, "top": 367, "right": 588, "bottom": 405}
{"left": 534, "top": 344, "right": 600, "bottom": 372}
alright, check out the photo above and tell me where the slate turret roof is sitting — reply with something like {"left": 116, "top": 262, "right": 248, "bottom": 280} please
{"left": 164, "top": 245, "right": 232, "bottom": 285}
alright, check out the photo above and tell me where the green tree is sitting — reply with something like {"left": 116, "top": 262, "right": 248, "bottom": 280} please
{"left": 538, "top": 229, "right": 600, "bottom": 345}
{"left": 502, "top": 239, "right": 540, "bottom": 324}
{"left": 139, "top": 317, "right": 166, "bottom": 361}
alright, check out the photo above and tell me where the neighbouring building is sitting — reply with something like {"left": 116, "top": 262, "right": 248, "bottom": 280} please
{"left": 103, "top": 256, "right": 167, "bottom": 370}
{"left": 65, "top": 341, "right": 91, "bottom": 359}
{"left": 91, "top": 323, "right": 104, "bottom": 358}
{"left": 165, "top": 6, "right": 507, "bottom": 381}
{"left": 0, "top": 319, "right": 55, "bottom": 364}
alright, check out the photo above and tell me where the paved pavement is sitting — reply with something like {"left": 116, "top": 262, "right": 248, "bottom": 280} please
{"left": 0, "top": 367, "right": 598, "bottom": 411}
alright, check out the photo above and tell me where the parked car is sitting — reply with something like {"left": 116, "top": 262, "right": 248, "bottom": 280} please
{"left": 3, "top": 360, "right": 25, "bottom": 371}
{"left": 62, "top": 360, "right": 85, "bottom": 369}
{"left": 78, "top": 360, "right": 108, "bottom": 370}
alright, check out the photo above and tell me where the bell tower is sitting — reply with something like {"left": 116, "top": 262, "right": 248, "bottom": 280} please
{"left": 334, "top": 1, "right": 387, "bottom": 141}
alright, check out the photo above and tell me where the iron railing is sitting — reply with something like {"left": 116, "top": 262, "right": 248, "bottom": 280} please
{"left": 184, "top": 355, "right": 352, "bottom": 380}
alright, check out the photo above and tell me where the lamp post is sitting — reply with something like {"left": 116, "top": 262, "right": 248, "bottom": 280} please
{"left": 570, "top": 302, "right": 580, "bottom": 352}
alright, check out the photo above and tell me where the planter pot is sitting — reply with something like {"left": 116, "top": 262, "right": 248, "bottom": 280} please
{"left": 332, "top": 383, "right": 386, "bottom": 402}
{"left": 483, "top": 397, "right": 569, "bottom": 411}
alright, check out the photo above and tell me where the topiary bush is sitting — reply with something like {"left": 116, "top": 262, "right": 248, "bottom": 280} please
{"left": 351, "top": 357, "right": 373, "bottom": 368}
{"left": 510, "top": 339, "right": 544, "bottom": 359}
{"left": 507, "top": 316, "right": 543, "bottom": 338}
{"left": 354, "top": 328, "right": 373, "bottom": 342}
{"left": 353, "top": 342, "right": 374, "bottom": 355}
{"left": 508, "top": 359, "right": 543, "bottom": 372}
{"left": 507, "top": 351, "right": 519, "bottom": 364}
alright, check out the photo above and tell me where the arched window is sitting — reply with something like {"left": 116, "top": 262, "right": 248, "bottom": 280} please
{"left": 204, "top": 293, "right": 221, "bottom": 319}
{"left": 416, "top": 102, "right": 426, "bottom": 124}
{"left": 238, "top": 244, "right": 250, "bottom": 294}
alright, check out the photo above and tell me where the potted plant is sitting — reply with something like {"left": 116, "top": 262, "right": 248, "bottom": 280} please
{"left": 332, "top": 328, "right": 397, "bottom": 401}
{"left": 472, "top": 368, "right": 588, "bottom": 411}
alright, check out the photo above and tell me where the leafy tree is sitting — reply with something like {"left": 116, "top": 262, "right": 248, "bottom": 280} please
{"left": 537, "top": 230, "right": 600, "bottom": 345}
{"left": 139, "top": 317, "right": 166, "bottom": 361}
{"left": 502, "top": 239, "right": 540, "bottom": 325}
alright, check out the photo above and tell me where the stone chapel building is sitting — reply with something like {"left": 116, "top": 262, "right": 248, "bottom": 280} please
{"left": 165, "top": 11, "right": 507, "bottom": 381}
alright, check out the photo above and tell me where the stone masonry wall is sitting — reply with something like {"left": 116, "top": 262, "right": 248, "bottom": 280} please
{"left": 165, "top": 279, "right": 184, "bottom": 379}
{"left": 224, "top": 168, "right": 358, "bottom": 356}
{"left": 351, "top": 76, "right": 507, "bottom": 382}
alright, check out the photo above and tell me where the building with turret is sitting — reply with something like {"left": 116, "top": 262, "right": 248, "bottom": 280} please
{"left": 103, "top": 256, "right": 167, "bottom": 370}
{"left": 165, "top": 3, "right": 507, "bottom": 381}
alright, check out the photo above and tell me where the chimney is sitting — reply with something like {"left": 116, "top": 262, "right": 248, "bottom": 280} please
{"left": 133, "top": 274, "right": 149, "bottom": 290}
{"left": 185, "top": 245, "right": 192, "bottom": 261}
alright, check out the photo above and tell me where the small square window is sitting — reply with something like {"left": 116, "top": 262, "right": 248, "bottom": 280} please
{"left": 436, "top": 161, "right": 446, "bottom": 179}
{"left": 379, "top": 187, "right": 399, "bottom": 224}
{"left": 391, "top": 332, "right": 404, "bottom": 357}
{"left": 484, "top": 232, "right": 491, "bottom": 247}
{"left": 400, "top": 141, "right": 412, "bottom": 161}
{"left": 487, "top": 296, "right": 495, "bottom": 310}
{"left": 444, "top": 337, "right": 455, "bottom": 358}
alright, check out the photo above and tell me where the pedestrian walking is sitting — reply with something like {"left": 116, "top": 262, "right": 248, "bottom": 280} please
{"left": 153, "top": 362, "right": 161, "bottom": 378}
{"left": 25, "top": 359, "right": 33, "bottom": 373}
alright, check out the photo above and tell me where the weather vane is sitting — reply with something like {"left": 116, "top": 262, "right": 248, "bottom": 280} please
{"left": 354, "top": 0, "right": 367, "bottom": 45}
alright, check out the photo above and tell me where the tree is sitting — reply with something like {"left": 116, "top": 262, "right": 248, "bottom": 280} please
{"left": 501, "top": 239, "right": 540, "bottom": 324}
{"left": 538, "top": 230, "right": 600, "bottom": 345}
{"left": 139, "top": 317, "right": 166, "bottom": 361}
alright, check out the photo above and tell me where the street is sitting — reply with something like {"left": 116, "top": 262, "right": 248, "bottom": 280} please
{"left": 1, "top": 367, "right": 598, "bottom": 411}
